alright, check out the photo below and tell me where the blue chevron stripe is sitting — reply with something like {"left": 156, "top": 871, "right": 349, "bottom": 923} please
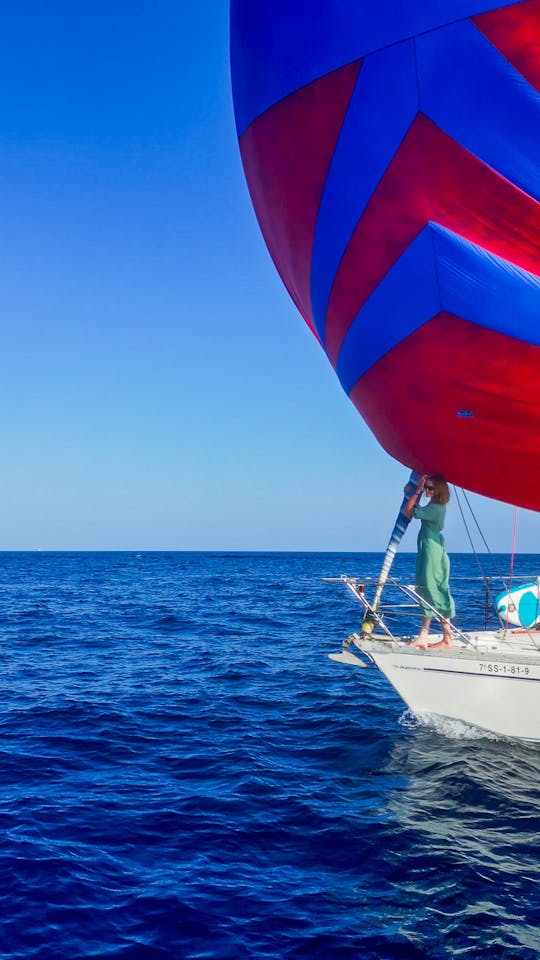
{"left": 310, "top": 42, "right": 419, "bottom": 343}
{"left": 434, "top": 225, "right": 540, "bottom": 341}
{"left": 337, "top": 223, "right": 540, "bottom": 393}
{"left": 417, "top": 19, "right": 540, "bottom": 201}
{"left": 231, "top": 0, "right": 520, "bottom": 135}
{"left": 337, "top": 226, "right": 440, "bottom": 393}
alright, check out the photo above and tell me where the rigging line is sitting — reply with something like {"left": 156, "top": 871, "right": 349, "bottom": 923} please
{"left": 500, "top": 507, "right": 538, "bottom": 648}
{"left": 461, "top": 490, "right": 518, "bottom": 590}
{"left": 460, "top": 488, "right": 495, "bottom": 556}
{"left": 509, "top": 506, "right": 519, "bottom": 581}
{"left": 456, "top": 491, "right": 537, "bottom": 644}
{"left": 459, "top": 486, "right": 507, "bottom": 584}
{"left": 506, "top": 507, "right": 519, "bottom": 631}
{"left": 453, "top": 486, "right": 494, "bottom": 629}
{"left": 453, "top": 486, "right": 487, "bottom": 578}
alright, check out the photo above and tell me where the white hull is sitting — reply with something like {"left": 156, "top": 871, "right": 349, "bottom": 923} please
{"left": 348, "top": 632, "right": 540, "bottom": 741}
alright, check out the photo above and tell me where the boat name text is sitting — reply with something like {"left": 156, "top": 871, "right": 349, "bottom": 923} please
{"left": 479, "top": 662, "right": 530, "bottom": 675}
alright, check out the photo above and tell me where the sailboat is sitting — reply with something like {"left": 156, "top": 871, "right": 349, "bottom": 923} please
{"left": 326, "top": 475, "right": 540, "bottom": 742}
{"left": 230, "top": 2, "right": 540, "bottom": 739}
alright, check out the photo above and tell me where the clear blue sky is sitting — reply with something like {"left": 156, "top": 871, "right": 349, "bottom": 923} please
{"left": 1, "top": 1, "right": 538, "bottom": 552}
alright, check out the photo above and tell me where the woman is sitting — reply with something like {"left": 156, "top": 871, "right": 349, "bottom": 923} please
{"left": 404, "top": 475, "right": 455, "bottom": 649}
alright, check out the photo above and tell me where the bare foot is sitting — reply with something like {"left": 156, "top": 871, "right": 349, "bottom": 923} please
{"left": 410, "top": 630, "right": 429, "bottom": 649}
{"left": 428, "top": 637, "right": 453, "bottom": 649}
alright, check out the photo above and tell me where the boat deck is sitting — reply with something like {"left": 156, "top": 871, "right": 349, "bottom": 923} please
{"left": 352, "top": 629, "right": 540, "bottom": 665}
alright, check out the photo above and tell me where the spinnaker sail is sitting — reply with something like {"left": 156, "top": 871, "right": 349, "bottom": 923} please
{"left": 230, "top": 1, "right": 540, "bottom": 511}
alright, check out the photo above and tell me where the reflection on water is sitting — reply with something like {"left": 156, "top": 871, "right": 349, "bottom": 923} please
{"left": 392, "top": 713, "right": 540, "bottom": 820}
{"left": 0, "top": 550, "right": 538, "bottom": 959}
{"left": 379, "top": 721, "right": 540, "bottom": 956}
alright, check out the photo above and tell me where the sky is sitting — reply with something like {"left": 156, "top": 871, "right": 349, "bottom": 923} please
{"left": 0, "top": 1, "right": 538, "bottom": 553}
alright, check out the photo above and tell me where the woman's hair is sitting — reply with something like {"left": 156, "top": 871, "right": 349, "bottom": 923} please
{"left": 428, "top": 475, "right": 450, "bottom": 505}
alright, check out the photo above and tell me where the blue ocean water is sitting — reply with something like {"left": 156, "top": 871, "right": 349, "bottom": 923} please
{"left": 0, "top": 551, "right": 539, "bottom": 960}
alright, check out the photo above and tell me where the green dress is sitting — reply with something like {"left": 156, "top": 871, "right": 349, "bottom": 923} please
{"left": 412, "top": 502, "right": 455, "bottom": 619}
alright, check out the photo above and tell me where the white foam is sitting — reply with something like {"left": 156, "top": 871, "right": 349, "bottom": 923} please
{"left": 399, "top": 709, "right": 500, "bottom": 741}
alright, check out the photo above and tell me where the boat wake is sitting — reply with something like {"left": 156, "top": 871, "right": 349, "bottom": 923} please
{"left": 399, "top": 709, "right": 500, "bottom": 741}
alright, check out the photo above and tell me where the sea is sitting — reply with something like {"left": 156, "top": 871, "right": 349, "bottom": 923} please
{"left": 0, "top": 550, "right": 539, "bottom": 960}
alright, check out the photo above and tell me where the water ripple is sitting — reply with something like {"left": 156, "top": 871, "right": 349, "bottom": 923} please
{"left": 0, "top": 552, "right": 538, "bottom": 958}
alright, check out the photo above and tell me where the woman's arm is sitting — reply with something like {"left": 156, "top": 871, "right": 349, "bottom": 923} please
{"left": 403, "top": 475, "right": 427, "bottom": 518}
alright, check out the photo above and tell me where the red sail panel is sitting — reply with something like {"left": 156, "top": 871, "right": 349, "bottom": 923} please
{"left": 350, "top": 312, "right": 540, "bottom": 511}
{"left": 473, "top": 0, "right": 540, "bottom": 94}
{"left": 325, "top": 114, "right": 540, "bottom": 364}
{"left": 239, "top": 61, "right": 360, "bottom": 337}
